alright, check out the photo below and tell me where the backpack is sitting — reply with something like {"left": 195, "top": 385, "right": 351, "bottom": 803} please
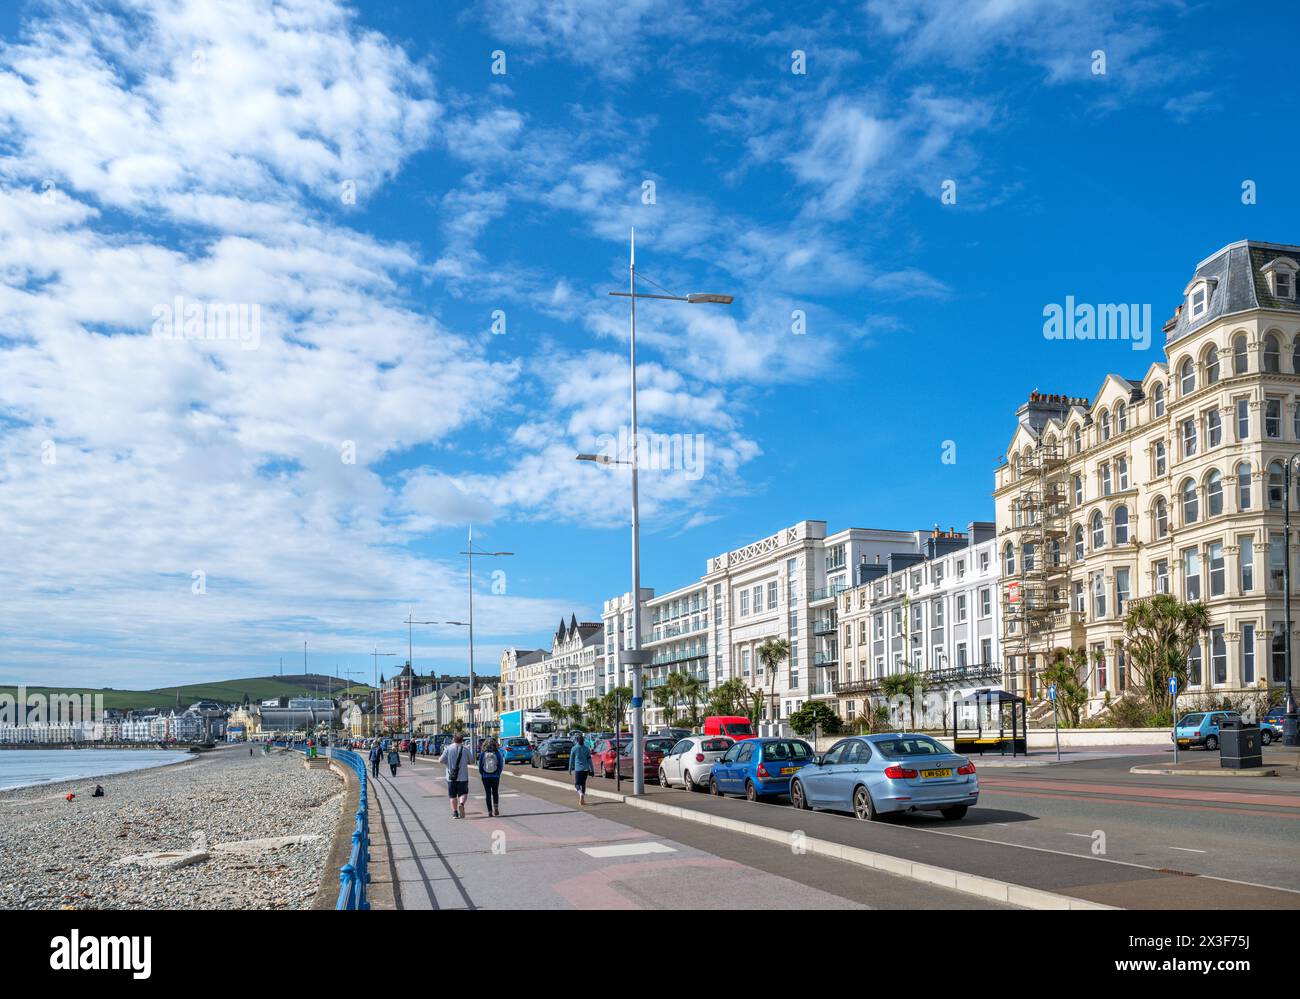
{"left": 482, "top": 750, "right": 499, "bottom": 775}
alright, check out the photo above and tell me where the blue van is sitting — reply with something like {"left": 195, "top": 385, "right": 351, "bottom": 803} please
{"left": 1173, "top": 711, "right": 1240, "bottom": 750}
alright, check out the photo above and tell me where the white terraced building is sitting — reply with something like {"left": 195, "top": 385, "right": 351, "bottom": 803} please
{"left": 602, "top": 519, "right": 939, "bottom": 727}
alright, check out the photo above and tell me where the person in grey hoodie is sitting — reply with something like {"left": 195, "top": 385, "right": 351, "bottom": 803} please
{"left": 439, "top": 732, "right": 471, "bottom": 818}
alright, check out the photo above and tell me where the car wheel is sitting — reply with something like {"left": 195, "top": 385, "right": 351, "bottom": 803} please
{"left": 745, "top": 779, "right": 758, "bottom": 802}
{"left": 790, "top": 778, "right": 808, "bottom": 810}
{"left": 659, "top": 768, "right": 669, "bottom": 787}
{"left": 940, "top": 805, "right": 969, "bottom": 821}
{"left": 853, "top": 785, "right": 878, "bottom": 821}
{"left": 684, "top": 770, "right": 698, "bottom": 792}
{"left": 710, "top": 775, "right": 723, "bottom": 796}
{"left": 1261, "top": 729, "right": 1273, "bottom": 746}
{"left": 1206, "top": 735, "right": 1219, "bottom": 751}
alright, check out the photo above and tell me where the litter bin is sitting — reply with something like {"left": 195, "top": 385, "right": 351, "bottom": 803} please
{"left": 1219, "top": 717, "right": 1263, "bottom": 769}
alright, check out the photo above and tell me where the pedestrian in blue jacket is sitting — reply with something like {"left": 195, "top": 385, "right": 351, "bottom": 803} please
{"left": 477, "top": 737, "right": 505, "bottom": 816}
{"left": 568, "top": 733, "right": 594, "bottom": 807}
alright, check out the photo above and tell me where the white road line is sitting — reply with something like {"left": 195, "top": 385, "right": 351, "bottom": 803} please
{"left": 1065, "top": 833, "right": 1093, "bottom": 839}
{"left": 579, "top": 841, "right": 677, "bottom": 859}
{"left": 1168, "top": 846, "right": 1207, "bottom": 854}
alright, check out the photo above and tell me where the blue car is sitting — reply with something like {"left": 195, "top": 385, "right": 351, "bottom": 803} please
{"left": 789, "top": 734, "right": 979, "bottom": 821}
{"left": 501, "top": 737, "right": 533, "bottom": 764}
{"left": 1259, "top": 709, "right": 1286, "bottom": 744}
{"left": 709, "top": 737, "right": 814, "bottom": 801}
{"left": 1173, "top": 711, "right": 1239, "bottom": 750}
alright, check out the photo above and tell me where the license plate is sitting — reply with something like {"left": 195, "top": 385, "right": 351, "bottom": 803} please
{"left": 921, "top": 768, "right": 953, "bottom": 779}
{"left": 780, "top": 766, "right": 797, "bottom": 775}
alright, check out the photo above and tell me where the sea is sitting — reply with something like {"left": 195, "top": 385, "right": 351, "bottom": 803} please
{"left": 0, "top": 749, "right": 191, "bottom": 791}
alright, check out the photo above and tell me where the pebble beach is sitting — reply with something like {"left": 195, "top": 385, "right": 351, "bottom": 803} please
{"left": 0, "top": 745, "right": 344, "bottom": 910}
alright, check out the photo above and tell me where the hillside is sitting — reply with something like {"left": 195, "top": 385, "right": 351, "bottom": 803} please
{"left": 0, "top": 674, "right": 373, "bottom": 712}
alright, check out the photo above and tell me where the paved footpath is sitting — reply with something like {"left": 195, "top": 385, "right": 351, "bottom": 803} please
{"left": 368, "top": 756, "right": 1012, "bottom": 909}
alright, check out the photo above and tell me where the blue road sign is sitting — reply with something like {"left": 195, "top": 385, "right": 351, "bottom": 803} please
{"left": 1169, "top": 676, "right": 1178, "bottom": 695}
{"left": 1048, "top": 684, "right": 1057, "bottom": 702}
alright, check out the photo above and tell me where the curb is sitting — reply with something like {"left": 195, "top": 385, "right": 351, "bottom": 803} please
{"left": 1130, "top": 765, "right": 1279, "bottom": 777}
{"left": 500, "top": 769, "right": 1115, "bottom": 911}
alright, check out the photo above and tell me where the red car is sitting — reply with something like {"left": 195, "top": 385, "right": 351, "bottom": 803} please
{"left": 592, "top": 736, "right": 631, "bottom": 778}
{"left": 614, "top": 737, "right": 678, "bottom": 782}
{"left": 703, "top": 715, "right": 756, "bottom": 740}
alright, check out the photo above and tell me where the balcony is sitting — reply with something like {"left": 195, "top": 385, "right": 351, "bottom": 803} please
{"left": 808, "top": 582, "right": 850, "bottom": 602}
{"left": 650, "top": 646, "right": 709, "bottom": 667}
{"left": 813, "top": 650, "right": 839, "bottom": 666}
{"left": 832, "top": 661, "right": 1003, "bottom": 696}
{"left": 812, "top": 617, "right": 837, "bottom": 635}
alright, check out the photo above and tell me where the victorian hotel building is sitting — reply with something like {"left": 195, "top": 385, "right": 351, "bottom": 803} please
{"left": 996, "top": 240, "right": 1300, "bottom": 712}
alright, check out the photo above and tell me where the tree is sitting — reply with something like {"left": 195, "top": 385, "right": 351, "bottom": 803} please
{"left": 542, "top": 698, "right": 564, "bottom": 727}
{"left": 708, "top": 678, "right": 749, "bottom": 717}
{"left": 1123, "top": 595, "right": 1210, "bottom": 714}
{"left": 756, "top": 637, "right": 790, "bottom": 723}
{"left": 608, "top": 686, "right": 633, "bottom": 731}
{"left": 659, "top": 671, "right": 687, "bottom": 726}
{"left": 679, "top": 673, "right": 703, "bottom": 728}
{"left": 584, "top": 698, "right": 605, "bottom": 730}
{"left": 790, "top": 701, "right": 841, "bottom": 738}
{"left": 1040, "top": 647, "right": 1090, "bottom": 727}
{"left": 742, "top": 685, "right": 766, "bottom": 728}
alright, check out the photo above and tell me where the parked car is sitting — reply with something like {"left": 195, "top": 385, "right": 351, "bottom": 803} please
{"left": 659, "top": 735, "right": 733, "bottom": 791}
{"left": 709, "top": 737, "right": 814, "bottom": 801}
{"left": 614, "top": 736, "right": 677, "bottom": 782}
{"left": 502, "top": 737, "right": 533, "bottom": 764}
{"left": 1173, "top": 711, "right": 1240, "bottom": 750}
{"left": 703, "top": 715, "right": 756, "bottom": 740}
{"left": 651, "top": 726, "right": 691, "bottom": 742}
{"left": 531, "top": 738, "right": 574, "bottom": 770}
{"left": 789, "top": 734, "right": 979, "bottom": 821}
{"left": 592, "top": 737, "right": 630, "bottom": 778}
{"left": 1260, "top": 708, "right": 1287, "bottom": 744}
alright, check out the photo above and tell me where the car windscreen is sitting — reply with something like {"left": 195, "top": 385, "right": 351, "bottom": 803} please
{"left": 723, "top": 722, "right": 754, "bottom": 736}
{"left": 546, "top": 740, "right": 573, "bottom": 751}
{"left": 760, "top": 740, "right": 813, "bottom": 760}
{"left": 700, "top": 738, "right": 732, "bottom": 753}
{"left": 872, "top": 736, "right": 950, "bottom": 758}
{"left": 645, "top": 738, "right": 675, "bottom": 753}
{"left": 1178, "top": 713, "right": 1205, "bottom": 726}
{"left": 506, "top": 739, "right": 529, "bottom": 747}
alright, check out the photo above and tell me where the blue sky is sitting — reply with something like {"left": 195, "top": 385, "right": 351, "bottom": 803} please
{"left": 2, "top": 0, "right": 1298, "bottom": 689}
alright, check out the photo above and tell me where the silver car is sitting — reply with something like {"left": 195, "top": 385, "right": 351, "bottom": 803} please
{"left": 658, "top": 735, "right": 734, "bottom": 791}
{"left": 788, "top": 733, "right": 979, "bottom": 821}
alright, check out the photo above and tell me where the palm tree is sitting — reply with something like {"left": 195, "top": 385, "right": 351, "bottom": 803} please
{"left": 756, "top": 637, "right": 790, "bottom": 726}
{"left": 679, "top": 673, "right": 703, "bottom": 728}
{"left": 1040, "top": 648, "right": 1090, "bottom": 727}
{"left": 879, "top": 669, "right": 929, "bottom": 730}
{"left": 1123, "top": 594, "right": 1210, "bottom": 714}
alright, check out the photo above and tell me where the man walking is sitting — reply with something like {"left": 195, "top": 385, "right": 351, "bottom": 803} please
{"left": 439, "top": 732, "right": 471, "bottom": 818}
{"left": 369, "top": 742, "right": 381, "bottom": 778}
{"left": 408, "top": 738, "right": 416, "bottom": 764}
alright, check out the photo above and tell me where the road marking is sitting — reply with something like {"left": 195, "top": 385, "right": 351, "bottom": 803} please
{"left": 1169, "top": 846, "right": 1207, "bottom": 854}
{"left": 579, "top": 841, "right": 677, "bottom": 859}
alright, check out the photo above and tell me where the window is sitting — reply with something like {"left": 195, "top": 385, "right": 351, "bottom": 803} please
{"left": 1072, "top": 424, "right": 1082, "bottom": 454}
{"left": 1155, "top": 559, "right": 1169, "bottom": 594}
{"left": 1092, "top": 572, "right": 1106, "bottom": 618}
{"left": 1189, "top": 284, "right": 1208, "bottom": 319}
{"left": 1074, "top": 524, "right": 1085, "bottom": 560}
{"left": 1116, "top": 402, "right": 1127, "bottom": 432}
{"left": 1004, "top": 543, "right": 1015, "bottom": 575}
{"left": 740, "top": 590, "right": 749, "bottom": 616}
{"left": 979, "top": 551, "right": 989, "bottom": 572}
{"left": 752, "top": 585, "right": 763, "bottom": 613}
{"left": 1154, "top": 440, "right": 1166, "bottom": 477}
{"left": 1115, "top": 567, "right": 1130, "bottom": 615}
{"left": 1181, "top": 478, "right": 1198, "bottom": 524}
{"left": 1241, "top": 623, "right": 1256, "bottom": 684}
{"left": 1207, "top": 409, "right": 1222, "bottom": 447}
{"left": 1117, "top": 456, "right": 1129, "bottom": 490}
{"left": 1073, "top": 474, "right": 1084, "bottom": 506}
{"left": 1240, "top": 535, "right": 1255, "bottom": 592}
{"left": 1269, "top": 461, "right": 1285, "bottom": 509}
{"left": 1184, "top": 547, "right": 1201, "bottom": 600}
{"left": 1073, "top": 579, "right": 1085, "bottom": 612}
{"left": 1182, "top": 418, "right": 1197, "bottom": 457}
{"left": 1152, "top": 382, "right": 1165, "bottom": 417}
{"left": 1266, "top": 398, "right": 1282, "bottom": 439}
{"left": 1153, "top": 497, "right": 1168, "bottom": 539}
{"left": 1113, "top": 505, "right": 1129, "bottom": 544}
{"left": 1187, "top": 641, "right": 1203, "bottom": 686}
{"left": 767, "top": 581, "right": 778, "bottom": 609}
{"left": 1101, "top": 462, "right": 1112, "bottom": 496}
{"left": 1094, "top": 644, "right": 1107, "bottom": 692}
{"left": 1179, "top": 357, "right": 1195, "bottom": 395}
{"left": 1270, "top": 533, "right": 1286, "bottom": 590}
{"left": 1295, "top": 398, "right": 1300, "bottom": 440}
{"left": 979, "top": 588, "right": 991, "bottom": 617}
{"left": 1233, "top": 334, "right": 1248, "bottom": 374}
{"left": 1208, "top": 542, "right": 1224, "bottom": 597}
{"left": 1274, "top": 624, "right": 1288, "bottom": 683}
{"left": 1091, "top": 510, "right": 1104, "bottom": 550}
{"left": 1265, "top": 333, "right": 1281, "bottom": 373}
{"left": 1279, "top": 271, "right": 1296, "bottom": 300}
{"left": 1204, "top": 346, "right": 1220, "bottom": 384}
{"left": 1207, "top": 469, "right": 1223, "bottom": 516}
{"left": 956, "top": 593, "right": 967, "bottom": 622}
{"left": 1238, "top": 462, "right": 1252, "bottom": 510}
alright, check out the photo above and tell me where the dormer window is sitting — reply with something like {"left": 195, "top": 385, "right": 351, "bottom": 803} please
{"left": 1262, "top": 257, "right": 1298, "bottom": 301}
{"left": 1184, "top": 277, "right": 1218, "bottom": 321}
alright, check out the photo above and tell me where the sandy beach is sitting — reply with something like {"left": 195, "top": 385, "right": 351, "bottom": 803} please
{"left": 0, "top": 745, "right": 344, "bottom": 910}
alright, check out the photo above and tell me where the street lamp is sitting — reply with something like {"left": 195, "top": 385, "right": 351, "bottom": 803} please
{"left": 370, "top": 649, "right": 397, "bottom": 737}
{"left": 404, "top": 612, "right": 438, "bottom": 742}
{"left": 579, "top": 226, "right": 734, "bottom": 795}
{"left": 1281, "top": 456, "right": 1300, "bottom": 746}
{"left": 452, "top": 528, "right": 512, "bottom": 756}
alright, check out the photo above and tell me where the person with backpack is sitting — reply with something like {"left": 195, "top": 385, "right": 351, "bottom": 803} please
{"left": 368, "top": 742, "right": 382, "bottom": 778}
{"left": 387, "top": 745, "right": 401, "bottom": 777}
{"left": 477, "top": 737, "right": 504, "bottom": 817}
{"left": 439, "top": 732, "right": 471, "bottom": 818}
{"left": 568, "top": 732, "right": 594, "bottom": 807}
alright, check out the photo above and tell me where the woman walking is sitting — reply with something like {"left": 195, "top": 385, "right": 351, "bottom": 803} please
{"left": 387, "top": 746, "right": 401, "bottom": 777}
{"left": 568, "top": 732, "right": 594, "bottom": 807}
{"left": 477, "top": 736, "right": 504, "bottom": 817}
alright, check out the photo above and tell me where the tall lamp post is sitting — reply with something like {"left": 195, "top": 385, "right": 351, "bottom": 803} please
{"left": 452, "top": 526, "right": 512, "bottom": 756}
{"left": 370, "top": 648, "right": 397, "bottom": 738}
{"left": 404, "top": 612, "right": 438, "bottom": 742}
{"left": 578, "top": 227, "right": 733, "bottom": 795}
{"left": 1282, "top": 457, "right": 1300, "bottom": 745}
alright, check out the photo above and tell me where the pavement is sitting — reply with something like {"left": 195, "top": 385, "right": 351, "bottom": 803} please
{"left": 493, "top": 753, "right": 1300, "bottom": 909}
{"left": 367, "top": 755, "right": 1013, "bottom": 909}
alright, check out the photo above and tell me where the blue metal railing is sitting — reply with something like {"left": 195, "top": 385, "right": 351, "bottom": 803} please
{"left": 273, "top": 740, "right": 370, "bottom": 910}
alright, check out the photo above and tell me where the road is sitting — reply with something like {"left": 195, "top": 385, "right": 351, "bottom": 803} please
{"left": 368, "top": 755, "right": 1012, "bottom": 909}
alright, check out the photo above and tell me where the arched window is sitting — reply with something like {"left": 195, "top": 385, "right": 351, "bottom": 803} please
{"left": 1153, "top": 497, "right": 1168, "bottom": 539}
{"left": 1205, "top": 345, "right": 1220, "bottom": 384}
{"left": 1269, "top": 461, "right": 1285, "bottom": 509}
{"left": 1113, "top": 505, "right": 1130, "bottom": 545}
{"left": 1073, "top": 524, "right": 1085, "bottom": 561}
{"left": 1179, "top": 357, "right": 1195, "bottom": 395}
{"left": 1181, "top": 478, "right": 1198, "bottom": 524}
{"left": 1116, "top": 402, "right": 1127, "bottom": 432}
{"left": 1072, "top": 424, "right": 1082, "bottom": 454}
{"left": 1264, "top": 333, "right": 1281, "bottom": 373}
{"left": 1207, "top": 469, "right": 1223, "bottom": 516}
{"left": 1091, "top": 510, "right": 1104, "bottom": 550}
{"left": 1152, "top": 382, "right": 1165, "bottom": 417}
{"left": 1100, "top": 409, "right": 1111, "bottom": 441}
{"left": 1238, "top": 462, "right": 1252, "bottom": 509}
{"left": 1023, "top": 542, "right": 1036, "bottom": 572}
{"left": 1233, "top": 334, "right": 1248, "bottom": 374}
{"left": 1004, "top": 542, "right": 1016, "bottom": 575}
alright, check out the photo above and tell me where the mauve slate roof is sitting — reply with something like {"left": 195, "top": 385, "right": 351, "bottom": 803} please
{"left": 1167, "top": 240, "right": 1300, "bottom": 345}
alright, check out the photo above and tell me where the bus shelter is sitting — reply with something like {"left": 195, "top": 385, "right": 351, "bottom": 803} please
{"left": 948, "top": 688, "right": 1028, "bottom": 757}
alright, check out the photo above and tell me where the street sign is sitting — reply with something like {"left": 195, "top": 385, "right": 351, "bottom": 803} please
{"left": 1048, "top": 684, "right": 1057, "bottom": 702}
{"left": 1007, "top": 580, "right": 1021, "bottom": 605}
{"left": 1168, "top": 676, "right": 1178, "bottom": 695}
